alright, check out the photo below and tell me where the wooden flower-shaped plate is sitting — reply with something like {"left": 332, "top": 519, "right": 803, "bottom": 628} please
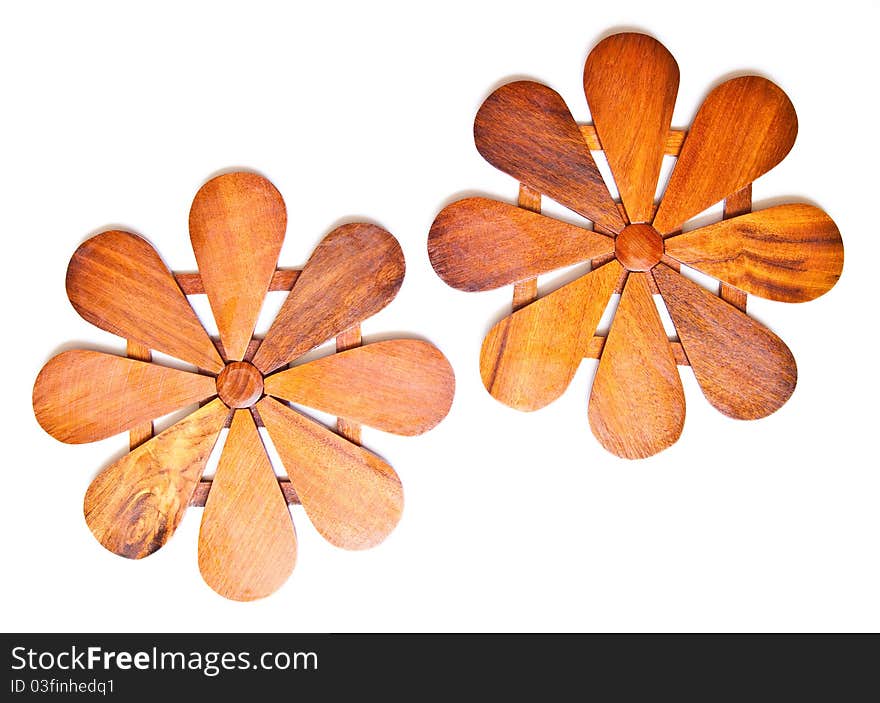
{"left": 33, "top": 172, "right": 455, "bottom": 600}
{"left": 429, "top": 32, "right": 843, "bottom": 459}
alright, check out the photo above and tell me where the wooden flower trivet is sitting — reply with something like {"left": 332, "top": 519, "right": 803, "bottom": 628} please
{"left": 33, "top": 171, "right": 455, "bottom": 601}
{"left": 429, "top": 32, "right": 843, "bottom": 459}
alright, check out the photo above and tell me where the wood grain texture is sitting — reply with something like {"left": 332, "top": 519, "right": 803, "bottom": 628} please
{"left": 189, "top": 172, "right": 286, "bottom": 361}
{"left": 335, "top": 326, "right": 362, "bottom": 353}
{"left": 335, "top": 414, "right": 361, "bottom": 446}
{"left": 664, "top": 204, "right": 843, "bottom": 302}
{"left": 719, "top": 281, "right": 748, "bottom": 312}
{"left": 265, "top": 340, "right": 454, "bottom": 436}
{"left": 84, "top": 399, "right": 229, "bottom": 559}
{"left": 474, "top": 80, "right": 625, "bottom": 233}
{"left": 190, "top": 478, "right": 300, "bottom": 507}
{"left": 588, "top": 272, "right": 685, "bottom": 459}
{"left": 583, "top": 32, "right": 679, "bottom": 223}
{"left": 198, "top": 410, "right": 297, "bottom": 601}
{"left": 512, "top": 276, "right": 538, "bottom": 311}
{"left": 481, "top": 260, "right": 622, "bottom": 411}
{"left": 33, "top": 350, "right": 217, "bottom": 444}
{"left": 335, "top": 325, "right": 363, "bottom": 445}
{"left": 216, "top": 361, "right": 264, "bottom": 408}
{"left": 253, "top": 224, "right": 405, "bottom": 374}
{"left": 653, "top": 264, "right": 797, "bottom": 419}
{"left": 222, "top": 337, "right": 262, "bottom": 366}
{"left": 175, "top": 268, "right": 300, "bottom": 296}
{"left": 580, "top": 125, "right": 686, "bottom": 156}
{"left": 653, "top": 76, "right": 797, "bottom": 235}
{"left": 428, "top": 197, "right": 613, "bottom": 291}
{"left": 67, "top": 230, "right": 224, "bottom": 373}
{"left": 257, "top": 397, "right": 403, "bottom": 550}
{"left": 720, "top": 186, "right": 752, "bottom": 311}
{"left": 615, "top": 223, "right": 664, "bottom": 272}
{"left": 512, "top": 185, "right": 541, "bottom": 310}
{"left": 585, "top": 336, "right": 690, "bottom": 366}
{"left": 126, "top": 341, "right": 154, "bottom": 450}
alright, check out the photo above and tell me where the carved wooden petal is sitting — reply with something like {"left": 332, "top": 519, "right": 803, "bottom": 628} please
{"left": 253, "top": 224, "right": 405, "bottom": 374}
{"left": 480, "top": 260, "right": 622, "bottom": 411}
{"left": 264, "top": 340, "right": 454, "bottom": 436}
{"left": 664, "top": 204, "right": 843, "bottom": 303}
{"left": 428, "top": 197, "right": 613, "bottom": 291}
{"left": 588, "top": 272, "right": 685, "bottom": 459}
{"left": 653, "top": 264, "right": 797, "bottom": 420}
{"left": 190, "top": 172, "right": 286, "bottom": 361}
{"left": 33, "top": 350, "right": 217, "bottom": 444}
{"left": 84, "top": 399, "right": 229, "bottom": 560}
{"left": 257, "top": 397, "right": 403, "bottom": 550}
{"left": 653, "top": 76, "right": 798, "bottom": 235}
{"left": 583, "top": 32, "right": 679, "bottom": 224}
{"left": 198, "top": 410, "right": 297, "bottom": 601}
{"left": 474, "top": 80, "right": 625, "bottom": 233}
{"left": 66, "top": 230, "right": 224, "bottom": 373}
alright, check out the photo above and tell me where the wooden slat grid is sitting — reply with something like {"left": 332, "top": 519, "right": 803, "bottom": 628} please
{"left": 512, "top": 124, "right": 750, "bottom": 367}
{"left": 127, "top": 266, "right": 364, "bottom": 507}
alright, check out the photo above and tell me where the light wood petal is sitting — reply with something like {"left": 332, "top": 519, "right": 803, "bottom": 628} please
{"left": 33, "top": 350, "right": 217, "bottom": 444}
{"left": 428, "top": 197, "right": 613, "bottom": 291}
{"left": 257, "top": 397, "right": 403, "bottom": 550}
{"left": 67, "top": 230, "right": 224, "bottom": 373}
{"left": 198, "top": 410, "right": 297, "bottom": 601}
{"left": 264, "top": 340, "right": 454, "bottom": 436}
{"left": 653, "top": 264, "right": 797, "bottom": 420}
{"left": 653, "top": 76, "right": 797, "bottom": 235}
{"left": 474, "top": 80, "right": 625, "bottom": 233}
{"left": 583, "top": 32, "right": 679, "bottom": 224}
{"left": 664, "top": 204, "right": 843, "bottom": 302}
{"left": 84, "top": 399, "right": 229, "bottom": 559}
{"left": 252, "top": 224, "right": 405, "bottom": 374}
{"left": 589, "top": 272, "right": 685, "bottom": 459}
{"left": 190, "top": 172, "right": 286, "bottom": 361}
{"left": 480, "top": 260, "right": 622, "bottom": 411}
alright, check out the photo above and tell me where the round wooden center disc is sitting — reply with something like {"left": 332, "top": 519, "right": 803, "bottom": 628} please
{"left": 216, "top": 361, "right": 264, "bottom": 409}
{"left": 615, "top": 223, "right": 663, "bottom": 271}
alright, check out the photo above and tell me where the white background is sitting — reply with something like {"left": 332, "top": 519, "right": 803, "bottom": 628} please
{"left": 1, "top": 0, "right": 877, "bottom": 632}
